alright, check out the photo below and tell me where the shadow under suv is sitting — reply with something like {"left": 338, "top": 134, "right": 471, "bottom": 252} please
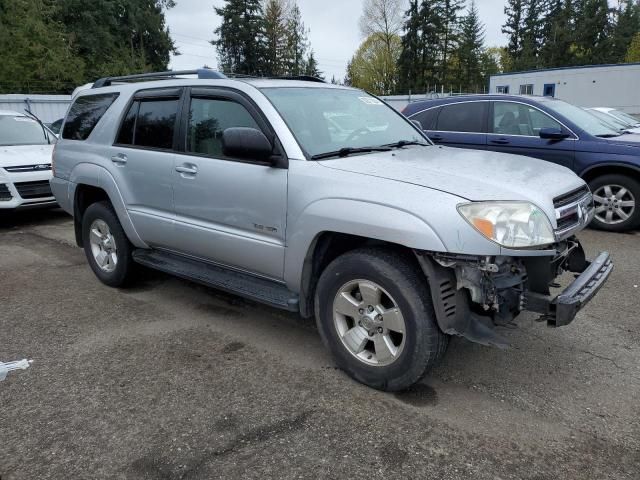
{"left": 403, "top": 95, "right": 640, "bottom": 232}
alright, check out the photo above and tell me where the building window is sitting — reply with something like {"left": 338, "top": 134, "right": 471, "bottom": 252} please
{"left": 496, "top": 85, "right": 509, "bottom": 94}
{"left": 519, "top": 84, "right": 534, "bottom": 95}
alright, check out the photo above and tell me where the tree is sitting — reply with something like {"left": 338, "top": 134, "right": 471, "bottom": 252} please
{"left": 360, "top": 0, "right": 405, "bottom": 47}
{"left": 348, "top": 33, "right": 402, "bottom": 95}
{"left": 56, "top": 0, "right": 176, "bottom": 80}
{"left": 212, "top": 0, "right": 266, "bottom": 75}
{"left": 611, "top": 0, "right": 640, "bottom": 63}
{"left": 303, "top": 50, "right": 324, "bottom": 79}
{"left": 455, "top": 0, "right": 485, "bottom": 92}
{"left": 626, "top": 32, "right": 640, "bottom": 62}
{"left": 0, "top": 0, "right": 85, "bottom": 93}
{"left": 436, "top": 0, "right": 465, "bottom": 85}
{"left": 573, "top": 0, "right": 612, "bottom": 65}
{"left": 284, "top": 2, "right": 309, "bottom": 75}
{"left": 540, "top": 0, "right": 576, "bottom": 68}
{"left": 519, "top": 0, "right": 545, "bottom": 70}
{"left": 263, "top": 0, "right": 290, "bottom": 76}
{"left": 502, "top": 0, "right": 525, "bottom": 70}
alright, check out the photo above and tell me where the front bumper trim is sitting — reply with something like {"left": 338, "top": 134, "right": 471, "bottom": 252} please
{"left": 526, "top": 251, "right": 613, "bottom": 327}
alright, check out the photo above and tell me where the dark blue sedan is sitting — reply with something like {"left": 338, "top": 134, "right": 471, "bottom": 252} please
{"left": 403, "top": 95, "right": 640, "bottom": 232}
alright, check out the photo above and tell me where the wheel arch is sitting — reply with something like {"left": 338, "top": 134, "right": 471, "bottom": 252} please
{"left": 70, "top": 163, "right": 146, "bottom": 248}
{"left": 580, "top": 163, "right": 640, "bottom": 184}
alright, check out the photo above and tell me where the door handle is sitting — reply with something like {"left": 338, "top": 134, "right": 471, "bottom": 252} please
{"left": 489, "top": 138, "right": 510, "bottom": 145}
{"left": 111, "top": 154, "right": 127, "bottom": 165}
{"left": 175, "top": 165, "right": 198, "bottom": 175}
{"left": 430, "top": 135, "right": 444, "bottom": 143}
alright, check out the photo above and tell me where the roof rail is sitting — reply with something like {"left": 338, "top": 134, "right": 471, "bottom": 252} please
{"left": 223, "top": 73, "right": 326, "bottom": 83}
{"left": 92, "top": 68, "right": 227, "bottom": 88}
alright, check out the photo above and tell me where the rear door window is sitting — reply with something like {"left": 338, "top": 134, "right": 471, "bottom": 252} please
{"left": 411, "top": 107, "right": 440, "bottom": 130}
{"left": 436, "top": 102, "right": 487, "bottom": 133}
{"left": 62, "top": 93, "right": 119, "bottom": 140}
{"left": 115, "top": 96, "right": 180, "bottom": 150}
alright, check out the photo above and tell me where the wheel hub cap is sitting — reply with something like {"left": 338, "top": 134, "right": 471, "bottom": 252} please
{"left": 593, "top": 184, "right": 635, "bottom": 225}
{"left": 89, "top": 219, "right": 118, "bottom": 273}
{"left": 333, "top": 279, "right": 406, "bottom": 367}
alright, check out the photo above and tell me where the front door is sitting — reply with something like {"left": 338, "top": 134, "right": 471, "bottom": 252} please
{"left": 171, "top": 88, "right": 288, "bottom": 280}
{"left": 486, "top": 101, "right": 575, "bottom": 170}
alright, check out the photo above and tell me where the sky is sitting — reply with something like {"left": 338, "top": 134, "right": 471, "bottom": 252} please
{"left": 166, "top": 0, "right": 508, "bottom": 82}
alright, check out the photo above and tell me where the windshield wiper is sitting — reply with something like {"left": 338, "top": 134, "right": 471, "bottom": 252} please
{"left": 23, "top": 110, "right": 52, "bottom": 144}
{"left": 596, "top": 133, "right": 622, "bottom": 138}
{"left": 383, "top": 140, "right": 430, "bottom": 149}
{"left": 311, "top": 146, "right": 392, "bottom": 160}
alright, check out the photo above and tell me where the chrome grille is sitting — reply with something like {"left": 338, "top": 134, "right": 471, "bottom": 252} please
{"left": 0, "top": 184, "right": 12, "bottom": 201}
{"left": 3, "top": 164, "right": 51, "bottom": 173}
{"left": 14, "top": 180, "right": 53, "bottom": 199}
{"left": 554, "top": 186, "right": 594, "bottom": 238}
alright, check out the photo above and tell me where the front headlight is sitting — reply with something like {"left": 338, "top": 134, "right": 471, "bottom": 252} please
{"left": 457, "top": 202, "right": 555, "bottom": 248}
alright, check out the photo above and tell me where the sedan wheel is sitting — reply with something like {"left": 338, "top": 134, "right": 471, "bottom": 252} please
{"left": 593, "top": 184, "right": 635, "bottom": 226}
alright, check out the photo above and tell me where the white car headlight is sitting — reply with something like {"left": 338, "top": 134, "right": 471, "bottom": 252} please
{"left": 457, "top": 202, "right": 555, "bottom": 248}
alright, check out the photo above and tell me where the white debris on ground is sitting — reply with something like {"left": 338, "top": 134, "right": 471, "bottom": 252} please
{"left": 0, "top": 359, "right": 32, "bottom": 381}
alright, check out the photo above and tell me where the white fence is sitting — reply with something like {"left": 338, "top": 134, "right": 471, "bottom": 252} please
{"left": 0, "top": 94, "right": 71, "bottom": 123}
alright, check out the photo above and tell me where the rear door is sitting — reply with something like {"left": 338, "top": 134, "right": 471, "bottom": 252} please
{"left": 108, "top": 88, "right": 182, "bottom": 247}
{"left": 428, "top": 101, "right": 488, "bottom": 149}
{"left": 486, "top": 101, "right": 575, "bottom": 169}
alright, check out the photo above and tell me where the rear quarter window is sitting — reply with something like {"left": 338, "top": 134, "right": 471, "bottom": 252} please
{"left": 62, "top": 93, "right": 119, "bottom": 140}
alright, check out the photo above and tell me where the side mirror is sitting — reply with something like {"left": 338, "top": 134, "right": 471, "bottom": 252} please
{"left": 539, "top": 127, "right": 570, "bottom": 140}
{"left": 411, "top": 119, "right": 423, "bottom": 130}
{"left": 222, "top": 127, "right": 273, "bottom": 163}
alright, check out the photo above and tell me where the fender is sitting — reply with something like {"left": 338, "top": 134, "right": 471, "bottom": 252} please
{"left": 69, "top": 162, "right": 147, "bottom": 248}
{"left": 579, "top": 161, "right": 640, "bottom": 178}
{"left": 283, "top": 198, "right": 447, "bottom": 290}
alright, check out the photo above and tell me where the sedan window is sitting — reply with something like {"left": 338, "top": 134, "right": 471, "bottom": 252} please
{"left": 436, "top": 102, "right": 486, "bottom": 133}
{"left": 492, "top": 102, "right": 562, "bottom": 136}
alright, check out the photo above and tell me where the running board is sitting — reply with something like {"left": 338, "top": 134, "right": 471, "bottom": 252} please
{"left": 132, "top": 249, "right": 299, "bottom": 312}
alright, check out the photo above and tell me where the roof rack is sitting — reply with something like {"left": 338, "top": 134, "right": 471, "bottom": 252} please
{"left": 92, "top": 68, "right": 227, "bottom": 88}
{"left": 223, "top": 73, "right": 326, "bottom": 83}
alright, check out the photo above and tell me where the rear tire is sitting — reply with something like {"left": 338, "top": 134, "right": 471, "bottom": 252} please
{"left": 82, "top": 201, "right": 136, "bottom": 287}
{"left": 315, "top": 247, "right": 448, "bottom": 391}
{"left": 589, "top": 174, "right": 640, "bottom": 232}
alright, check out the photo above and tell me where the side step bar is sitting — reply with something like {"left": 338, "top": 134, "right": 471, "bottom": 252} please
{"left": 132, "top": 249, "right": 299, "bottom": 312}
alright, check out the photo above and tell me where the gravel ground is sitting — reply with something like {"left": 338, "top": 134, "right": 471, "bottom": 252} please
{"left": 0, "top": 209, "right": 639, "bottom": 480}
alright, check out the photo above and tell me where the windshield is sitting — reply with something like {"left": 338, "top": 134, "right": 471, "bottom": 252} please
{"left": 587, "top": 109, "right": 627, "bottom": 131}
{"left": 609, "top": 110, "right": 640, "bottom": 127}
{"left": 262, "top": 87, "right": 427, "bottom": 158}
{"left": 545, "top": 100, "right": 620, "bottom": 137}
{"left": 0, "top": 115, "right": 54, "bottom": 146}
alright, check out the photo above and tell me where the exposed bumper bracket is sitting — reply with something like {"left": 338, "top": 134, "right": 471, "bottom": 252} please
{"left": 525, "top": 251, "right": 613, "bottom": 327}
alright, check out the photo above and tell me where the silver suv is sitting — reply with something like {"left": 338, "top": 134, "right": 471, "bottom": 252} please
{"left": 51, "top": 70, "right": 613, "bottom": 391}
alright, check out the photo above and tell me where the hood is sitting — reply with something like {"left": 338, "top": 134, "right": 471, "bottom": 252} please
{"left": 319, "top": 145, "right": 585, "bottom": 208}
{"left": 0, "top": 144, "right": 54, "bottom": 168}
{"left": 605, "top": 133, "right": 640, "bottom": 146}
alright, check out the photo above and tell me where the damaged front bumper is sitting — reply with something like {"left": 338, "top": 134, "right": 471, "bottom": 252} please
{"left": 525, "top": 251, "right": 613, "bottom": 327}
{"left": 416, "top": 240, "right": 613, "bottom": 348}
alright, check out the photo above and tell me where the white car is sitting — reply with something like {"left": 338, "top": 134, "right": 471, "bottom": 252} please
{"left": 0, "top": 110, "right": 58, "bottom": 210}
{"left": 587, "top": 107, "right": 640, "bottom": 134}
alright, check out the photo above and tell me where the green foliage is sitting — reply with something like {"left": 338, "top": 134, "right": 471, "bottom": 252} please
{"left": 348, "top": 33, "right": 402, "bottom": 95}
{"left": 303, "top": 51, "right": 324, "bottom": 79}
{"left": 213, "top": 0, "right": 267, "bottom": 75}
{"left": 626, "top": 32, "right": 640, "bottom": 62}
{"left": 0, "top": 0, "right": 85, "bottom": 93}
{"left": 455, "top": 1, "right": 485, "bottom": 92}
{"left": 263, "top": 0, "right": 289, "bottom": 76}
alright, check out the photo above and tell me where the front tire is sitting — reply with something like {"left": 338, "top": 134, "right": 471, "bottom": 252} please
{"left": 589, "top": 174, "right": 640, "bottom": 232}
{"left": 82, "top": 201, "right": 135, "bottom": 287}
{"left": 315, "top": 248, "right": 448, "bottom": 391}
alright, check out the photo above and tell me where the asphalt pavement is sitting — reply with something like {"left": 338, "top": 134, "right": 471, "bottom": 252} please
{"left": 0, "top": 209, "right": 638, "bottom": 479}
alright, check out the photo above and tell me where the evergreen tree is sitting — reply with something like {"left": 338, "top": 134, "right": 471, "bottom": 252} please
{"left": 611, "top": 0, "right": 640, "bottom": 63}
{"left": 0, "top": 0, "right": 85, "bottom": 93}
{"left": 519, "top": 0, "right": 545, "bottom": 70}
{"left": 573, "top": 0, "right": 612, "bottom": 65}
{"left": 284, "top": 3, "right": 309, "bottom": 75}
{"left": 502, "top": 0, "right": 525, "bottom": 71}
{"left": 540, "top": 0, "right": 576, "bottom": 68}
{"left": 436, "top": 0, "right": 465, "bottom": 85}
{"left": 57, "top": 0, "right": 176, "bottom": 80}
{"left": 263, "top": 0, "right": 290, "bottom": 76}
{"left": 212, "top": 0, "right": 266, "bottom": 75}
{"left": 456, "top": 0, "right": 485, "bottom": 92}
{"left": 303, "top": 51, "right": 324, "bottom": 79}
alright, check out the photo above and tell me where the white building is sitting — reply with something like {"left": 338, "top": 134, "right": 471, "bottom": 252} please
{"left": 0, "top": 94, "right": 71, "bottom": 123}
{"left": 489, "top": 63, "right": 640, "bottom": 114}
